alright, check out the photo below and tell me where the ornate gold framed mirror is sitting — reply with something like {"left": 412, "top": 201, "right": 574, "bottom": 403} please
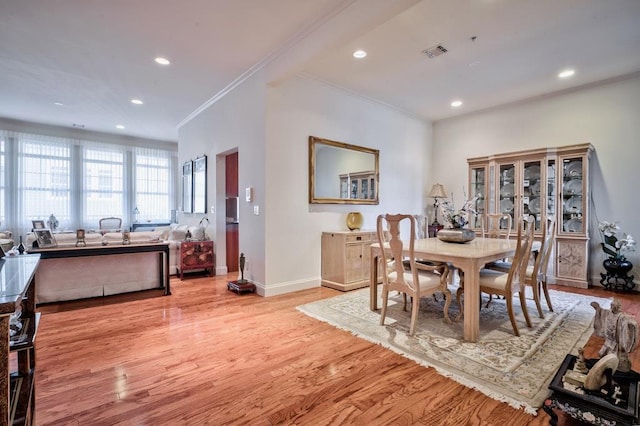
{"left": 309, "top": 136, "right": 379, "bottom": 204}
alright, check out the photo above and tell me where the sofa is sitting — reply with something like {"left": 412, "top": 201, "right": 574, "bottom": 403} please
{"left": 0, "top": 231, "right": 14, "bottom": 253}
{"left": 24, "top": 224, "right": 209, "bottom": 303}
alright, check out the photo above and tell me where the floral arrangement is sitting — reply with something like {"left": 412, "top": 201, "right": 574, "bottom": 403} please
{"left": 439, "top": 197, "right": 478, "bottom": 229}
{"left": 598, "top": 221, "right": 636, "bottom": 260}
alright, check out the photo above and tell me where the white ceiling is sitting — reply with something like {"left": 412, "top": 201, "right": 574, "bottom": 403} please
{"left": 1, "top": 0, "right": 639, "bottom": 143}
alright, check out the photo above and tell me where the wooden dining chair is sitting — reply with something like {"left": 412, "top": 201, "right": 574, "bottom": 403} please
{"left": 457, "top": 215, "right": 534, "bottom": 336}
{"left": 482, "top": 214, "right": 513, "bottom": 272}
{"left": 480, "top": 215, "right": 534, "bottom": 336}
{"left": 376, "top": 214, "right": 452, "bottom": 335}
{"left": 523, "top": 217, "right": 556, "bottom": 317}
{"left": 483, "top": 213, "right": 513, "bottom": 239}
{"left": 99, "top": 217, "right": 122, "bottom": 233}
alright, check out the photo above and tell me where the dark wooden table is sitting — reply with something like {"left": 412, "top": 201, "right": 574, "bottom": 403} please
{"left": 544, "top": 354, "right": 640, "bottom": 425}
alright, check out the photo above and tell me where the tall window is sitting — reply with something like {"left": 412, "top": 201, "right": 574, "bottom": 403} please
{"left": 0, "top": 139, "right": 5, "bottom": 225}
{"left": 1, "top": 130, "right": 177, "bottom": 236}
{"left": 19, "top": 137, "right": 71, "bottom": 225}
{"left": 134, "top": 148, "right": 172, "bottom": 222}
{"left": 83, "top": 147, "right": 124, "bottom": 222}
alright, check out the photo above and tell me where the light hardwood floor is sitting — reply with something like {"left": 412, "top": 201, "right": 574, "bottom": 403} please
{"left": 32, "top": 274, "right": 638, "bottom": 425}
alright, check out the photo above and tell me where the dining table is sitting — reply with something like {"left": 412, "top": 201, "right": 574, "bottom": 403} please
{"left": 370, "top": 237, "right": 518, "bottom": 342}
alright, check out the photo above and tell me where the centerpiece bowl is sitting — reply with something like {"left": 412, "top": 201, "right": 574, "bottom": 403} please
{"left": 437, "top": 228, "right": 476, "bottom": 243}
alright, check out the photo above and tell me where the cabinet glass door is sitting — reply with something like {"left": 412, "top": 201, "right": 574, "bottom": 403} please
{"left": 498, "top": 163, "right": 516, "bottom": 229}
{"left": 469, "top": 166, "right": 486, "bottom": 229}
{"left": 546, "top": 159, "right": 556, "bottom": 221}
{"left": 560, "top": 156, "right": 584, "bottom": 234}
{"left": 522, "top": 159, "right": 543, "bottom": 232}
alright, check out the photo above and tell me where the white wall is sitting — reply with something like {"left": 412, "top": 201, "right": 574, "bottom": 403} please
{"left": 432, "top": 73, "right": 640, "bottom": 284}
{"left": 178, "top": 71, "right": 267, "bottom": 286}
{"left": 264, "top": 75, "right": 432, "bottom": 295}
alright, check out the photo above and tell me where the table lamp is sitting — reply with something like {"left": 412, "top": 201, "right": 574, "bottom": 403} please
{"left": 428, "top": 183, "right": 448, "bottom": 225}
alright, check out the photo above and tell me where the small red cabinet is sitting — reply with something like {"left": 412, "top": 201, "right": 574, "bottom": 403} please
{"left": 178, "top": 240, "right": 214, "bottom": 279}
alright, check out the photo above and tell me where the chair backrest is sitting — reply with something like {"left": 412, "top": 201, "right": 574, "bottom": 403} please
{"left": 483, "top": 214, "right": 512, "bottom": 239}
{"left": 376, "top": 214, "right": 416, "bottom": 290}
{"left": 510, "top": 216, "right": 535, "bottom": 286}
{"left": 536, "top": 217, "right": 556, "bottom": 280}
{"left": 414, "top": 214, "right": 429, "bottom": 239}
{"left": 99, "top": 217, "right": 122, "bottom": 231}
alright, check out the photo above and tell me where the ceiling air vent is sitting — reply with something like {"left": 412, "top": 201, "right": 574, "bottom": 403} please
{"left": 422, "top": 44, "right": 448, "bottom": 59}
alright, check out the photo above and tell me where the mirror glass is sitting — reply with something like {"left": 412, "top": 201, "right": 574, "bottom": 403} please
{"left": 182, "top": 161, "right": 193, "bottom": 213}
{"left": 193, "top": 156, "right": 207, "bottom": 214}
{"left": 309, "top": 136, "right": 379, "bottom": 204}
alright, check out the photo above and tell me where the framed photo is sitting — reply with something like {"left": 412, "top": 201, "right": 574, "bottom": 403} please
{"left": 182, "top": 160, "right": 193, "bottom": 213}
{"left": 34, "top": 229, "right": 57, "bottom": 248}
{"left": 75, "top": 229, "right": 86, "bottom": 247}
{"left": 32, "top": 220, "right": 45, "bottom": 230}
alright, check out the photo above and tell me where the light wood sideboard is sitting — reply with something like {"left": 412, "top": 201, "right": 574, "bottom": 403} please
{"left": 321, "top": 231, "right": 376, "bottom": 291}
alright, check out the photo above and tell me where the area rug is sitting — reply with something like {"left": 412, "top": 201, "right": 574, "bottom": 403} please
{"left": 297, "top": 288, "right": 611, "bottom": 415}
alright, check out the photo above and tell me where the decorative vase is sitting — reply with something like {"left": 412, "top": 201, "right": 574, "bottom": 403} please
{"left": 436, "top": 228, "right": 476, "bottom": 243}
{"left": 346, "top": 212, "right": 364, "bottom": 231}
{"left": 603, "top": 258, "right": 633, "bottom": 277}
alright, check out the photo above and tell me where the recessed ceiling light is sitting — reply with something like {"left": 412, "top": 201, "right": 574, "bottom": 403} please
{"left": 451, "top": 100, "right": 463, "bottom": 107}
{"left": 558, "top": 69, "right": 575, "bottom": 78}
{"left": 116, "top": 124, "right": 125, "bottom": 129}
{"left": 155, "top": 57, "right": 170, "bottom": 65}
{"left": 131, "top": 99, "right": 144, "bottom": 105}
{"left": 353, "top": 49, "right": 367, "bottom": 59}
{"left": 53, "top": 102, "right": 64, "bottom": 106}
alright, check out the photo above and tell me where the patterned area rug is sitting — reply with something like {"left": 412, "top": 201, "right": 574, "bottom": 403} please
{"left": 297, "top": 288, "right": 611, "bottom": 414}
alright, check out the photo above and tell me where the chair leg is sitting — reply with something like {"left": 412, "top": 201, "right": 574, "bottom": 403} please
{"left": 519, "top": 290, "right": 533, "bottom": 328}
{"left": 380, "top": 289, "right": 389, "bottom": 326}
{"left": 506, "top": 296, "right": 520, "bottom": 337}
{"left": 442, "top": 289, "right": 452, "bottom": 324}
{"left": 455, "top": 287, "right": 464, "bottom": 322}
{"left": 542, "top": 279, "right": 554, "bottom": 312}
{"left": 485, "top": 293, "right": 494, "bottom": 308}
{"left": 532, "top": 281, "right": 544, "bottom": 319}
{"left": 409, "top": 294, "right": 420, "bottom": 336}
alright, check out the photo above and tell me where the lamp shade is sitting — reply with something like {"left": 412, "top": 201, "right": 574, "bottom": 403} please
{"left": 428, "top": 183, "right": 448, "bottom": 199}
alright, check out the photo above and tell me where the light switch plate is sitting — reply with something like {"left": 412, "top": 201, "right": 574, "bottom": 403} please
{"left": 253, "top": 205, "right": 259, "bottom": 215}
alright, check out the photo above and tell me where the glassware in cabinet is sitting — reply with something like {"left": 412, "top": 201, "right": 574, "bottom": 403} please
{"left": 469, "top": 166, "right": 486, "bottom": 229}
{"left": 560, "top": 156, "right": 584, "bottom": 234}
{"left": 498, "top": 163, "right": 516, "bottom": 229}
{"left": 522, "top": 159, "right": 544, "bottom": 232}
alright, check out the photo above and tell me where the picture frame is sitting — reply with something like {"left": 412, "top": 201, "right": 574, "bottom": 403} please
{"left": 193, "top": 155, "right": 207, "bottom": 214}
{"left": 182, "top": 160, "right": 193, "bottom": 213}
{"left": 34, "top": 229, "right": 57, "bottom": 248}
{"left": 75, "top": 229, "right": 86, "bottom": 247}
{"left": 32, "top": 220, "right": 45, "bottom": 230}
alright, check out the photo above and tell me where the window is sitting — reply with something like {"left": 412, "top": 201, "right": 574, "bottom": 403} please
{"left": 0, "top": 139, "right": 4, "bottom": 224}
{"left": 1, "top": 130, "right": 177, "bottom": 236}
{"left": 83, "top": 147, "right": 124, "bottom": 222}
{"left": 134, "top": 148, "right": 173, "bottom": 222}
{"left": 19, "top": 137, "right": 71, "bottom": 225}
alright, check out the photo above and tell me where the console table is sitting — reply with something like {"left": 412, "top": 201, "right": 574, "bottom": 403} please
{"left": 1, "top": 254, "right": 40, "bottom": 425}
{"left": 28, "top": 242, "right": 170, "bottom": 302}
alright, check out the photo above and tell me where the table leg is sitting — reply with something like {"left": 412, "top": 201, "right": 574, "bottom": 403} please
{"left": 370, "top": 251, "right": 379, "bottom": 311}
{"left": 460, "top": 261, "right": 480, "bottom": 342}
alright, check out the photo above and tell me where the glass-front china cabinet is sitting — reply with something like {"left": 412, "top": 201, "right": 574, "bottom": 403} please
{"left": 468, "top": 144, "right": 593, "bottom": 288}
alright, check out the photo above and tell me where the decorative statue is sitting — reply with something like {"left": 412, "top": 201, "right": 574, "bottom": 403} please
{"left": 238, "top": 253, "right": 247, "bottom": 284}
{"left": 47, "top": 213, "right": 59, "bottom": 231}
{"left": 591, "top": 298, "right": 639, "bottom": 372}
